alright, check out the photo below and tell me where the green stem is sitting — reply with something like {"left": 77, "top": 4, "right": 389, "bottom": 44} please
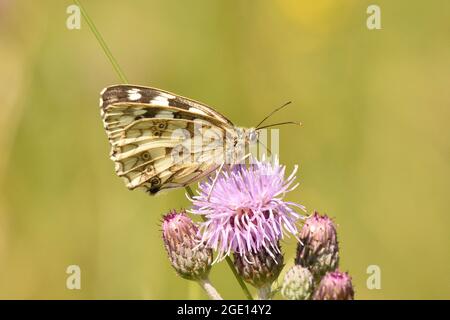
{"left": 184, "top": 185, "right": 195, "bottom": 198}
{"left": 225, "top": 255, "right": 253, "bottom": 300}
{"left": 76, "top": 0, "right": 252, "bottom": 301}
{"left": 74, "top": 0, "right": 129, "bottom": 83}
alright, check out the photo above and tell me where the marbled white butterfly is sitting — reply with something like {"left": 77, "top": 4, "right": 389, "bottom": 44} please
{"left": 100, "top": 85, "right": 269, "bottom": 195}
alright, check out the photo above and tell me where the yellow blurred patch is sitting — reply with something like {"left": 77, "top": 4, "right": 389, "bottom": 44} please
{"left": 277, "top": 0, "right": 358, "bottom": 32}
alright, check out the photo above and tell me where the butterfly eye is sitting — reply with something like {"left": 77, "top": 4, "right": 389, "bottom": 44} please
{"left": 158, "top": 123, "right": 165, "bottom": 129}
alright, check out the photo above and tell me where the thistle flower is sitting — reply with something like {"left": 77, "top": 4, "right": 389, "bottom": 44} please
{"left": 190, "top": 157, "right": 305, "bottom": 262}
{"left": 162, "top": 210, "right": 212, "bottom": 281}
{"left": 313, "top": 270, "right": 355, "bottom": 300}
{"left": 281, "top": 265, "right": 314, "bottom": 300}
{"left": 295, "top": 211, "right": 339, "bottom": 281}
{"left": 233, "top": 243, "right": 284, "bottom": 289}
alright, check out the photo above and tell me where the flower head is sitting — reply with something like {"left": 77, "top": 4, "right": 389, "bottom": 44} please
{"left": 281, "top": 265, "right": 314, "bottom": 300}
{"left": 313, "top": 270, "right": 355, "bottom": 300}
{"left": 190, "top": 157, "right": 305, "bottom": 262}
{"left": 162, "top": 210, "right": 212, "bottom": 281}
{"left": 233, "top": 243, "right": 284, "bottom": 289}
{"left": 296, "top": 211, "right": 339, "bottom": 281}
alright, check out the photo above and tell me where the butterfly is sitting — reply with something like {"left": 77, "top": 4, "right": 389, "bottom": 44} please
{"left": 100, "top": 84, "right": 296, "bottom": 194}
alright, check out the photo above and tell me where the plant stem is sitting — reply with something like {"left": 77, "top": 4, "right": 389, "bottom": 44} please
{"left": 198, "top": 278, "right": 223, "bottom": 300}
{"left": 224, "top": 255, "right": 253, "bottom": 300}
{"left": 76, "top": 0, "right": 253, "bottom": 301}
{"left": 184, "top": 185, "right": 195, "bottom": 198}
{"left": 257, "top": 284, "right": 272, "bottom": 300}
{"left": 74, "top": 0, "right": 129, "bottom": 83}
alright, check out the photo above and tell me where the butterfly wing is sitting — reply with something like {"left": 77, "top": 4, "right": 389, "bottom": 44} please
{"left": 100, "top": 84, "right": 235, "bottom": 194}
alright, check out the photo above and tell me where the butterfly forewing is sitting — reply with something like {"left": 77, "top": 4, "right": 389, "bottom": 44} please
{"left": 100, "top": 85, "right": 235, "bottom": 194}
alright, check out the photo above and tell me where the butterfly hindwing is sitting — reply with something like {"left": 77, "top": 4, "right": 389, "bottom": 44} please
{"left": 100, "top": 85, "right": 234, "bottom": 194}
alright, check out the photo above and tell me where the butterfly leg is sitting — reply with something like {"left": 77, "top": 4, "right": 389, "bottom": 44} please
{"left": 207, "top": 162, "right": 225, "bottom": 201}
{"left": 258, "top": 139, "right": 273, "bottom": 157}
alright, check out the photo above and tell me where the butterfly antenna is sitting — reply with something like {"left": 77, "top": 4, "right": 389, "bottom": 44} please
{"left": 255, "top": 101, "right": 292, "bottom": 129}
{"left": 256, "top": 121, "right": 301, "bottom": 130}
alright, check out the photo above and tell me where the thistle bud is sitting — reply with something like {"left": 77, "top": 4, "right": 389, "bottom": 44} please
{"left": 162, "top": 210, "right": 212, "bottom": 281}
{"left": 295, "top": 211, "right": 339, "bottom": 281}
{"left": 281, "top": 265, "right": 314, "bottom": 300}
{"left": 313, "top": 270, "right": 355, "bottom": 300}
{"left": 233, "top": 245, "right": 284, "bottom": 289}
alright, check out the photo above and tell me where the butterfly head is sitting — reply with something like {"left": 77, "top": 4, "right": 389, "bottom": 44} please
{"left": 231, "top": 127, "right": 259, "bottom": 158}
{"left": 235, "top": 127, "right": 259, "bottom": 145}
{"left": 247, "top": 128, "right": 259, "bottom": 143}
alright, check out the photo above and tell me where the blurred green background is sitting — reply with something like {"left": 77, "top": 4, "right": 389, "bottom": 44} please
{"left": 0, "top": 0, "right": 449, "bottom": 299}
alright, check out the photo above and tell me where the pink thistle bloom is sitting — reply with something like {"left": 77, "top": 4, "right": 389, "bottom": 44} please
{"left": 189, "top": 157, "right": 306, "bottom": 262}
